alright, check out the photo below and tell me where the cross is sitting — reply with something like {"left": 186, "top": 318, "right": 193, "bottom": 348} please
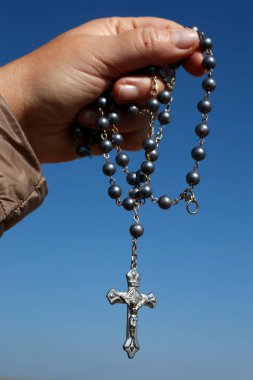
{"left": 107, "top": 268, "right": 157, "bottom": 359}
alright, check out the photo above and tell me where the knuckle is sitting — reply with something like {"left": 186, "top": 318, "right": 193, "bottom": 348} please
{"left": 137, "top": 27, "right": 162, "bottom": 55}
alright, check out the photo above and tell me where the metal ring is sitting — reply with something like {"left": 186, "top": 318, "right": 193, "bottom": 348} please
{"left": 186, "top": 199, "right": 199, "bottom": 215}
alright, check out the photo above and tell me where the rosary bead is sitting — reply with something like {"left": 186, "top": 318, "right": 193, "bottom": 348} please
{"left": 142, "top": 138, "right": 157, "bottom": 152}
{"left": 96, "top": 116, "right": 110, "bottom": 130}
{"left": 199, "top": 37, "right": 213, "bottom": 51}
{"left": 168, "top": 61, "right": 181, "bottom": 69}
{"left": 108, "top": 112, "right": 120, "bottom": 125}
{"left": 202, "top": 55, "right": 216, "bottom": 70}
{"left": 136, "top": 169, "right": 147, "bottom": 183}
{"left": 96, "top": 96, "right": 107, "bottom": 109}
{"left": 202, "top": 77, "right": 216, "bottom": 92}
{"left": 191, "top": 26, "right": 199, "bottom": 32}
{"left": 76, "top": 145, "right": 90, "bottom": 157}
{"left": 145, "top": 65, "right": 158, "bottom": 76}
{"left": 141, "top": 161, "right": 155, "bottom": 175}
{"left": 127, "top": 104, "right": 139, "bottom": 117}
{"left": 186, "top": 171, "right": 200, "bottom": 186}
{"left": 123, "top": 197, "right": 135, "bottom": 211}
{"left": 146, "top": 98, "right": 160, "bottom": 112}
{"left": 158, "top": 195, "right": 172, "bottom": 209}
{"left": 116, "top": 152, "right": 129, "bottom": 166}
{"left": 111, "top": 133, "right": 124, "bottom": 146}
{"left": 157, "top": 90, "right": 172, "bottom": 104}
{"left": 130, "top": 223, "right": 144, "bottom": 238}
{"left": 99, "top": 139, "right": 113, "bottom": 153}
{"left": 127, "top": 172, "right": 138, "bottom": 186}
{"left": 146, "top": 149, "right": 159, "bottom": 161}
{"left": 158, "top": 111, "right": 171, "bottom": 124}
{"left": 103, "top": 162, "right": 116, "bottom": 176}
{"left": 108, "top": 185, "right": 122, "bottom": 199}
{"left": 129, "top": 187, "right": 140, "bottom": 199}
{"left": 195, "top": 123, "right": 210, "bottom": 137}
{"left": 191, "top": 146, "right": 206, "bottom": 161}
{"left": 197, "top": 99, "right": 212, "bottom": 114}
{"left": 139, "top": 185, "right": 152, "bottom": 199}
{"left": 72, "top": 125, "right": 84, "bottom": 139}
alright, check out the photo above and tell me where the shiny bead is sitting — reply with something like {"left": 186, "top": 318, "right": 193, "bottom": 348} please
{"left": 158, "top": 195, "right": 172, "bottom": 209}
{"left": 129, "top": 187, "right": 139, "bottom": 199}
{"left": 199, "top": 37, "right": 213, "bottom": 51}
{"left": 145, "top": 66, "right": 158, "bottom": 76}
{"left": 99, "top": 139, "right": 113, "bottom": 153}
{"left": 157, "top": 90, "right": 172, "bottom": 104}
{"left": 116, "top": 152, "right": 129, "bottom": 166}
{"left": 108, "top": 112, "right": 120, "bottom": 125}
{"left": 111, "top": 133, "right": 123, "bottom": 146}
{"left": 102, "top": 162, "right": 116, "bottom": 176}
{"left": 146, "top": 98, "right": 160, "bottom": 112}
{"left": 202, "top": 55, "right": 216, "bottom": 70}
{"left": 186, "top": 171, "right": 200, "bottom": 186}
{"left": 195, "top": 123, "right": 210, "bottom": 138}
{"left": 191, "top": 147, "right": 206, "bottom": 161}
{"left": 197, "top": 99, "right": 212, "bottom": 114}
{"left": 123, "top": 197, "right": 135, "bottom": 211}
{"left": 130, "top": 223, "right": 144, "bottom": 238}
{"left": 139, "top": 185, "right": 152, "bottom": 199}
{"left": 158, "top": 111, "right": 171, "bottom": 124}
{"left": 141, "top": 161, "right": 155, "bottom": 175}
{"left": 108, "top": 185, "right": 122, "bottom": 199}
{"left": 96, "top": 116, "right": 110, "bottom": 130}
{"left": 96, "top": 97, "right": 107, "bottom": 109}
{"left": 127, "top": 104, "right": 139, "bottom": 117}
{"left": 127, "top": 172, "right": 138, "bottom": 186}
{"left": 142, "top": 138, "right": 157, "bottom": 152}
{"left": 202, "top": 77, "right": 216, "bottom": 92}
{"left": 72, "top": 126, "right": 84, "bottom": 139}
{"left": 76, "top": 145, "right": 90, "bottom": 157}
{"left": 191, "top": 26, "right": 199, "bottom": 32}
{"left": 146, "top": 149, "right": 159, "bottom": 161}
{"left": 136, "top": 169, "right": 147, "bottom": 183}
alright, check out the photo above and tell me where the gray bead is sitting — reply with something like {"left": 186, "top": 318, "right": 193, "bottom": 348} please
{"left": 197, "top": 99, "right": 212, "bottom": 114}
{"left": 145, "top": 66, "right": 158, "bottom": 76}
{"left": 195, "top": 123, "right": 210, "bottom": 138}
{"left": 168, "top": 61, "right": 181, "bottom": 69}
{"left": 96, "top": 116, "right": 110, "bottom": 130}
{"left": 158, "top": 195, "right": 172, "bottom": 209}
{"left": 72, "top": 126, "right": 84, "bottom": 139}
{"left": 116, "top": 152, "right": 129, "bottom": 166}
{"left": 127, "top": 104, "right": 139, "bottom": 117}
{"left": 158, "top": 111, "right": 171, "bottom": 124}
{"left": 76, "top": 145, "right": 90, "bottom": 157}
{"left": 186, "top": 171, "right": 200, "bottom": 186}
{"left": 202, "top": 77, "right": 216, "bottom": 92}
{"left": 99, "top": 139, "right": 113, "bottom": 153}
{"left": 142, "top": 138, "right": 157, "bottom": 152}
{"left": 136, "top": 169, "right": 147, "bottom": 183}
{"left": 157, "top": 90, "right": 172, "bottom": 104}
{"left": 141, "top": 161, "right": 155, "bottom": 175}
{"left": 191, "top": 147, "right": 206, "bottom": 161}
{"left": 145, "top": 149, "right": 159, "bottom": 161}
{"left": 202, "top": 55, "right": 216, "bottom": 70}
{"left": 96, "top": 97, "right": 107, "bottom": 109}
{"left": 108, "top": 112, "right": 120, "bottom": 125}
{"left": 123, "top": 197, "right": 135, "bottom": 211}
{"left": 129, "top": 187, "right": 139, "bottom": 199}
{"left": 139, "top": 185, "right": 152, "bottom": 199}
{"left": 102, "top": 162, "right": 116, "bottom": 176}
{"left": 130, "top": 223, "right": 144, "bottom": 238}
{"left": 111, "top": 133, "right": 123, "bottom": 146}
{"left": 191, "top": 26, "right": 199, "bottom": 32}
{"left": 199, "top": 37, "right": 213, "bottom": 51}
{"left": 108, "top": 185, "right": 122, "bottom": 199}
{"left": 127, "top": 172, "right": 138, "bottom": 186}
{"left": 146, "top": 98, "right": 160, "bottom": 112}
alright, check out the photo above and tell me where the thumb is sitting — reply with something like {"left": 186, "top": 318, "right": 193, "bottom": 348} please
{"left": 98, "top": 27, "right": 199, "bottom": 75}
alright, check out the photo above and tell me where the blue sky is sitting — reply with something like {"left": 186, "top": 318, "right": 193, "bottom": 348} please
{"left": 0, "top": 0, "right": 253, "bottom": 379}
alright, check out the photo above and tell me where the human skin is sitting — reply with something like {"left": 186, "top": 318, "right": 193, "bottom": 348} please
{"left": 0, "top": 17, "right": 204, "bottom": 163}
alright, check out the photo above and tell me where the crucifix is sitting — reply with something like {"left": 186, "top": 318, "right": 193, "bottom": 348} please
{"left": 107, "top": 268, "right": 157, "bottom": 358}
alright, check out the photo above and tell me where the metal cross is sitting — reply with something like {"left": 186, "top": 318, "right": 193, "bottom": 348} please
{"left": 107, "top": 268, "right": 157, "bottom": 358}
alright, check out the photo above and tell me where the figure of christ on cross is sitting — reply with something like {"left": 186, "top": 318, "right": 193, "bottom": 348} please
{"left": 107, "top": 268, "right": 157, "bottom": 358}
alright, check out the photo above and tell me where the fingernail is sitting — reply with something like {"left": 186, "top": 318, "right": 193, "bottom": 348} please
{"left": 118, "top": 85, "right": 140, "bottom": 100}
{"left": 171, "top": 29, "right": 198, "bottom": 49}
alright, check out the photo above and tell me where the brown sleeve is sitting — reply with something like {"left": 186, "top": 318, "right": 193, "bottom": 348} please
{"left": 0, "top": 95, "right": 47, "bottom": 236}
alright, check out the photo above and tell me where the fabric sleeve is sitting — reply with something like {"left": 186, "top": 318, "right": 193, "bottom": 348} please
{"left": 0, "top": 95, "right": 48, "bottom": 236}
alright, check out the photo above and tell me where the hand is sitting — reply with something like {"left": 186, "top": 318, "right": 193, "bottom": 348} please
{"left": 0, "top": 17, "right": 204, "bottom": 163}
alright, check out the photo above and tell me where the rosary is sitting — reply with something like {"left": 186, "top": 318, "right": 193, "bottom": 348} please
{"left": 72, "top": 27, "right": 216, "bottom": 359}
